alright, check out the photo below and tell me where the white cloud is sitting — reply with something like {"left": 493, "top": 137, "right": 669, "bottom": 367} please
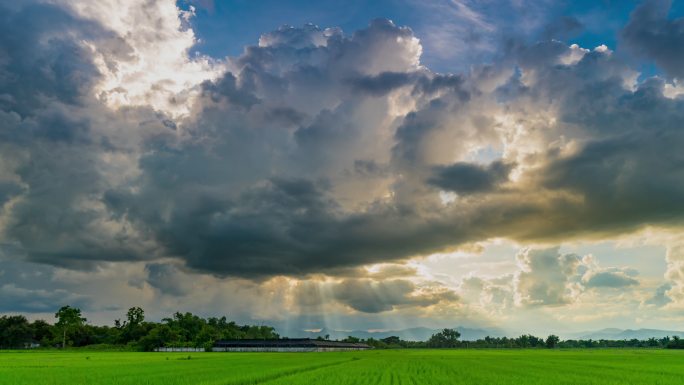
{"left": 58, "top": 0, "right": 223, "bottom": 116}
{"left": 514, "top": 248, "right": 583, "bottom": 306}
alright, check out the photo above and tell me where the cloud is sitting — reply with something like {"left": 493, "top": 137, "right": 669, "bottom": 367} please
{"left": 99, "top": 18, "right": 479, "bottom": 278}
{"left": 331, "top": 279, "right": 458, "bottom": 313}
{"left": 428, "top": 160, "right": 513, "bottom": 195}
{"left": 460, "top": 247, "right": 643, "bottom": 316}
{"left": 145, "top": 263, "right": 194, "bottom": 297}
{"left": 460, "top": 275, "right": 514, "bottom": 314}
{"left": 2, "top": 0, "right": 684, "bottom": 293}
{"left": 582, "top": 269, "right": 639, "bottom": 288}
{"left": 0, "top": 284, "right": 90, "bottom": 313}
{"left": 515, "top": 247, "right": 646, "bottom": 306}
{"left": 366, "top": 264, "right": 418, "bottom": 279}
{"left": 0, "top": 2, "right": 108, "bottom": 113}
{"left": 662, "top": 237, "right": 684, "bottom": 307}
{"left": 0, "top": 0, "right": 178, "bottom": 271}
{"left": 290, "top": 276, "right": 459, "bottom": 314}
{"left": 258, "top": 23, "right": 332, "bottom": 49}
{"left": 349, "top": 72, "right": 418, "bottom": 96}
{"left": 514, "top": 248, "right": 582, "bottom": 306}
{"left": 2, "top": 0, "right": 684, "bottom": 335}
{"left": 61, "top": 0, "right": 222, "bottom": 115}
{"left": 645, "top": 283, "right": 672, "bottom": 307}
{"left": 0, "top": 253, "right": 89, "bottom": 313}
{"left": 622, "top": 0, "right": 684, "bottom": 79}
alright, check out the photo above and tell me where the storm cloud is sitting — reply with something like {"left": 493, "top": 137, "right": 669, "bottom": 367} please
{"left": 1, "top": 0, "right": 684, "bottom": 317}
{"left": 428, "top": 161, "right": 513, "bottom": 195}
{"left": 623, "top": 0, "right": 684, "bottom": 79}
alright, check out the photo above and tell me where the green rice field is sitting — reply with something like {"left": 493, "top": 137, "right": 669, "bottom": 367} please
{"left": 1, "top": 349, "right": 683, "bottom": 384}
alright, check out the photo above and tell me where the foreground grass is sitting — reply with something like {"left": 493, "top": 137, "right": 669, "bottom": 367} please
{"left": 1, "top": 349, "right": 683, "bottom": 384}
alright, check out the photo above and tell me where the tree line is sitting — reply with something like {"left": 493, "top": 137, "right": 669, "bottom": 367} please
{"left": 0, "top": 306, "right": 278, "bottom": 351}
{"left": 347, "top": 331, "right": 684, "bottom": 349}
{"left": 3, "top": 307, "right": 684, "bottom": 350}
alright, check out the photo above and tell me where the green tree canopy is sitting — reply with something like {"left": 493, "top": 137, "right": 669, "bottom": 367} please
{"left": 55, "top": 305, "right": 86, "bottom": 348}
{"left": 0, "top": 315, "right": 32, "bottom": 348}
{"left": 428, "top": 328, "right": 461, "bottom": 348}
{"left": 126, "top": 307, "right": 144, "bottom": 326}
{"left": 546, "top": 335, "right": 560, "bottom": 348}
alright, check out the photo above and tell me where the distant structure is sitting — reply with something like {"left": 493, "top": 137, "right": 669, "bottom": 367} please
{"left": 212, "top": 338, "right": 371, "bottom": 352}
{"left": 155, "top": 347, "right": 205, "bottom": 352}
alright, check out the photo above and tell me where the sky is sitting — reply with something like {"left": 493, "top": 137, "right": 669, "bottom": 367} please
{"left": 1, "top": 0, "right": 684, "bottom": 338}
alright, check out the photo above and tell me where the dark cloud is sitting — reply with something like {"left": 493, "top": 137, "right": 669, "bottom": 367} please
{"left": 99, "top": 19, "right": 477, "bottom": 278}
{"left": 107, "top": 175, "right": 480, "bottom": 277}
{"left": 349, "top": 71, "right": 417, "bottom": 96}
{"left": 0, "top": 284, "right": 90, "bottom": 313}
{"left": 0, "top": 182, "right": 23, "bottom": 206}
{"left": 352, "top": 160, "right": 388, "bottom": 177}
{"left": 200, "top": 73, "right": 260, "bottom": 108}
{"left": 536, "top": 78, "right": 684, "bottom": 239}
{"left": 0, "top": 3, "right": 125, "bottom": 116}
{"left": 0, "top": 252, "right": 92, "bottom": 313}
{"left": 2, "top": 1, "right": 684, "bottom": 291}
{"left": 428, "top": 161, "right": 513, "bottom": 195}
{"left": 413, "top": 73, "right": 467, "bottom": 96}
{"left": 0, "top": 2, "right": 163, "bottom": 270}
{"left": 145, "top": 263, "right": 193, "bottom": 297}
{"left": 622, "top": 0, "right": 684, "bottom": 79}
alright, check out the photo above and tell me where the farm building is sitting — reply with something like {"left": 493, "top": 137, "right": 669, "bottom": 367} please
{"left": 212, "top": 338, "right": 371, "bottom": 352}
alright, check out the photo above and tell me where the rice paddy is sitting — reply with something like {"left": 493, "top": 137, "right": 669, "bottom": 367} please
{"left": 1, "top": 349, "right": 683, "bottom": 384}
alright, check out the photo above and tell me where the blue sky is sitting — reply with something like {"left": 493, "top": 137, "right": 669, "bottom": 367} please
{"left": 181, "top": 0, "right": 683, "bottom": 74}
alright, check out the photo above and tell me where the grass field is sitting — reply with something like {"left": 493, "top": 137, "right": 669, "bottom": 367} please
{"left": 1, "top": 349, "right": 683, "bottom": 384}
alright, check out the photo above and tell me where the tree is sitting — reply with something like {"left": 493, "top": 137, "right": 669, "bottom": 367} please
{"left": 342, "top": 336, "right": 360, "bottom": 343}
{"left": 126, "top": 307, "right": 144, "bottom": 325}
{"left": 667, "top": 335, "right": 684, "bottom": 349}
{"left": 138, "top": 324, "right": 180, "bottom": 352}
{"left": 163, "top": 312, "right": 204, "bottom": 343}
{"left": 0, "top": 315, "right": 32, "bottom": 348}
{"left": 381, "top": 336, "right": 401, "bottom": 345}
{"left": 545, "top": 335, "right": 560, "bottom": 349}
{"left": 30, "top": 319, "right": 53, "bottom": 346}
{"left": 55, "top": 306, "right": 86, "bottom": 348}
{"left": 514, "top": 334, "right": 544, "bottom": 348}
{"left": 120, "top": 307, "right": 146, "bottom": 344}
{"left": 428, "top": 328, "right": 461, "bottom": 348}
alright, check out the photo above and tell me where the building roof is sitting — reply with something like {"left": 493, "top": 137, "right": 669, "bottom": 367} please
{"left": 213, "top": 338, "right": 370, "bottom": 349}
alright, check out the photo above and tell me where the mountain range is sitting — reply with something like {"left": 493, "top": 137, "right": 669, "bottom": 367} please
{"left": 565, "top": 328, "right": 684, "bottom": 341}
{"left": 280, "top": 326, "right": 505, "bottom": 341}
{"left": 280, "top": 326, "right": 684, "bottom": 342}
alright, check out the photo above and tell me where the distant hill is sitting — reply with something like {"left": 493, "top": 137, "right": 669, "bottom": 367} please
{"left": 280, "top": 326, "right": 505, "bottom": 341}
{"left": 280, "top": 326, "right": 684, "bottom": 342}
{"left": 566, "top": 328, "right": 684, "bottom": 340}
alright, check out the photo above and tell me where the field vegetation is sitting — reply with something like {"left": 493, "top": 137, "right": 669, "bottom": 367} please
{"left": 1, "top": 349, "right": 683, "bottom": 385}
